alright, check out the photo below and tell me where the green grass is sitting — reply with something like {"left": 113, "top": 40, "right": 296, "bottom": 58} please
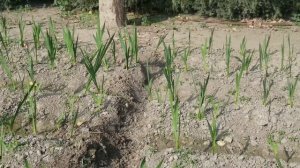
{"left": 69, "top": 95, "right": 79, "bottom": 136}
{"left": 63, "top": 26, "right": 79, "bottom": 65}
{"left": 197, "top": 74, "right": 210, "bottom": 120}
{"left": 181, "top": 30, "right": 191, "bottom": 72}
{"left": 44, "top": 30, "right": 57, "bottom": 69}
{"left": 242, "top": 50, "right": 253, "bottom": 74}
{"left": 32, "top": 21, "right": 42, "bottom": 62}
{"left": 18, "top": 17, "right": 25, "bottom": 47}
{"left": 287, "top": 77, "right": 298, "bottom": 108}
{"left": 225, "top": 35, "right": 231, "bottom": 77}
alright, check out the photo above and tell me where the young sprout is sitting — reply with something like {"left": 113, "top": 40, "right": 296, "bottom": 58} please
{"left": 128, "top": 25, "right": 139, "bottom": 63}
{"left": 267, "top": 135, "right": 283, "bottom": 168}
{"left": 0, "top": 32, "right": 8, "bottom": 58}
{"left": 119, "top": 31, "right": 131, "bottom": 69}
{"left": 145, "top": 61, "right": 153, "bottom": 99}
{"left": 0, "top": 47, "right": 15, "bottom": 89}
{"left": 9, "top": 81, "right": 36, "bottom": 133}
{"left": 262, "top": 75, "right": 273, "bottom": 106}
{"left": 32, "top": 21, "right": 42, "bottom": 62}
{"left": 240, "top": 36, "right": 247, "bottom": 59}
{"left": 259, "top": 35, "right": 271, "bottom": 71}
{"left": 287, "top": 77, "right": 298, "bottom": 108}
{"left": 48, "top": 17, "right": 56, "bottom": 39}
{"left": 68, "top": 95, "right": 79, "bottom": 136}
{"left": 28, "top": 87, "right": 37, "bottom": 134}
{"left": 181, "top": 47, "right": 191, "bottom": 72}
{"left": 82, "top": 34, "right": 114, "bottom": 92}
{"left": 94, "top": 21, "right": 105, "bottom": 49}
{"left": 18, "top": 17, "right": 25, "bottom": 47}
{"left": 225, "top": 35, "right": 231, "bottom": 77}
{"left": 163, "top": 43, "right": 180, "bottom": 149}
{"left": 242, "top": 50, "right": 254, "bottom": 74}
{"left": 197, "top": 74, "right": 210, "bottom": 120}
{"left": 63, "top": 26, "right": 79, "bottom": 65}
{"left": 111, "top": 39, "right": 116, "bottom": 64}
{"left": 280, "top": 37, "right": 285, "bottom": 71}
{"left": 26, "top": 48, "right": 35, "bottom": 82}
{"left": 207, "top": 100, "right": 219, "bottom": 154}
{"left": 235, "top": 69, "right": 243, "bottom": 105}
{"left": 201, "top": 39, "right": 209, "bottom": 71}
{"left": 0, "top": 16, "right": 9, "bottom": 45}
{"left": 44, "top": 30, "right": 57, "bottom": 69}
{"left": 287, "top": 35, "right": 294, "bottom": 77}
{"left": 208, "top": 28, "right": 215, "bottom": 52}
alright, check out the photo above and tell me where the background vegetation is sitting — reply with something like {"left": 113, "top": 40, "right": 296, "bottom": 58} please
{"left": 1, "top": 0, "right": 300, "bottom": 20}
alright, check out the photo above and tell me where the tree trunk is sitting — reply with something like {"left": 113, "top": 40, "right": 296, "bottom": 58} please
{"left": 99, "top": 0, "right": 126, "bottom": 29}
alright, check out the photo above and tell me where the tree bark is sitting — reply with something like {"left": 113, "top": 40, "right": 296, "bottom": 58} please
{"left": 99, "top": 0, "right": 126, "bottom": 29}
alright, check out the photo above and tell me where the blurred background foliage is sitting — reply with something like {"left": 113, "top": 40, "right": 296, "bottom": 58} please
{"left": 1, "top": 0, "right": 300, "bottom": 20}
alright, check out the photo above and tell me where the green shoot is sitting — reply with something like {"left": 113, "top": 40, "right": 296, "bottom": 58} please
{"left": 119, "top": 31, "right": 131, "bottom": 69}
{"left": 262, "top": 75, "right": 273, "bottom": 106}
{"left": 0, "top": 32, "right": 8, "bottom": 58}
{"left": 23, "top": 158, "right": 32, "bottom": 168}
{"left": 0, "top": 16, "right": 9, "bottom": 45}
{"left": 32, "top": 21, "right": 42, "bottom": 62}
{"left": 267, "top": 135, "right": 283, "bottom": 168}
{"left": 235, "top": 69, "right": 243, "bottom": 105}
{"left": 280, "top": 37, "right": 285, "bottom": 71}
{"left": 240, "top": 36, "right": 247, "bottom": 59}
{"left": 25, "top": 48, "right": 35, "bottom": 82}
{"left": 208, "top": 28, "right": 215, "bottom": 52}
{"left": 225, "top": 35, "right": 231, "bottom": 77}
{"left": 287, "top": 77, "right": 298, "bottom": 108}
{"left": 82, "top": 34, "right": 114, "bottom": 92}
{"left": 44, "top": 30, "right": 57, "bottom": 69}
{"left": 259, "top": 35, "right": 271, "bottom": 71}
{"left": 128, "top": 25, "right": 139, "bottom": 63}
{"left": 201, "top": 39, "right": 209, "bottom": 71}
{"left": 111, "top": 39, "right": 116, "bottom": 64}
{"left": 69, "top": 96, "right": 79, "bottom": 136}
{"left": 287, "top": 35, "right": 293, "bottom": 77}
{"left": 242, "top": 50, "right": 254, "bottom": 74}
{"left": 94, "top": 21, "right": 105, "bottom": 49}
{"left": 181, "top": 47, "right": 191, "bottom": 72}
{"left": 102, "top": 56, "right": 110, "bottom": 71}
{"left": 28, "top": 87, "right": 37, "bottom": 134}
{"left": 155, "top": 34, "right": 167, "bottom": 52}
{"left": 9, "top": 81, "right": 36, "bottom": 132}
{"left": 197, "top": 74, "right": 210, "bottom": 120}
{"left": 163, "top": 43, "right": 180, "bottom": 149}
{"left": 0, "top": 47, "right": 15, "bottom": 89}
{"left": 48, "top": 17, "right": 56, "bottom": 38}
{"left": 207, "top": 100, "right": 219, "bottom": 154}
{"left": 18, "top": 17, "right": 25, "bottom": 47}
{"left": 91, "top": 75, "right": 106, "bottom": 110}
{"left": 63, "top": 26, "right": 79, "bottom": 65}
{"left": 145, "top": 61, "right": 153, "bottom": 99}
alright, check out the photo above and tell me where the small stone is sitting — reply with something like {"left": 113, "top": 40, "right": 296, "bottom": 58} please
{"left": 281, "top": 138, "right": 287, "bottom": 144}
{"left": 224, "top": 136, "right": 233, "bottom": 143}
{"left": 238, "top": 155, "right": 245, "bottom": 160}
{"left": 203, "top": 140, "right": 210, "bottom": 146}
{"left": 147, "top": 124, "right": 152, "bottom": 129}
{"left": 217, "top": 140, "right": 226, "bottom": 147}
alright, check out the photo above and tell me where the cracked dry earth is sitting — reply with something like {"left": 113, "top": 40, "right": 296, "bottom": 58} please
{"left": 1, "top": 6, "right": 300, "bottom": 168}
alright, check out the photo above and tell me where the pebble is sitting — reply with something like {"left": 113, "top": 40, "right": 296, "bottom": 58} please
{"left": 224, "top": 136, "right": 233, "bottom": 143}
{"left": 217, "top": 140, "right": 226, "bottom": 147}
{"left": 238, "top": 155, "right": 245, "bottom": 160}
{"left": 203, "top": 140, "right": 210, "bottom": 146}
